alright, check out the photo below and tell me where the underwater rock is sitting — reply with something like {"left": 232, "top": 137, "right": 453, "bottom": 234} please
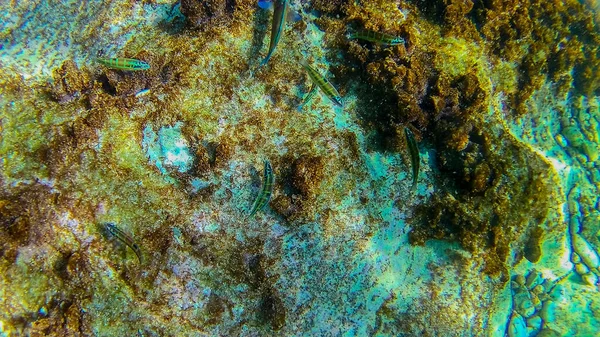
{"left": 537, "top": 328, "right": 562, "bottom": 337}
{"left": 568, "top": 185, "right": 600, "bottom": 286}
{"left": 192, "top": 144, "right": 212, "bottom": 176}
{"left": 507, "top": 313, "right": 527, "bottom": 337}
{"left": 270, "top": 155, "right": 325, "bottom": 223}
{"left": 290, "top": 156, "right": 325, "bottom": 198}
{"left": 258, "top": 287, "right": 286, "bottom": 331}
{"left": 311, "top": 0, "right": 346, "bottom": 14}
{"left": 408, "top": 152, "right": 553, "bottom": 277}
{"left": 0, "top": 192, "right": 33, "bottom": 262}
{"left": 48, "top": 60, "right": 92, "bottom": 104}
{"left": 270, "top": 194, "right": 300, "bottom": 221}
{"left": 560, "top": 116, "right": 600, "bottom": 163}
{"left": 508, "top": 270, "right": 562, "bottom": 336}
{"left": 142, "top": 122, "right": 194, "bottom": 175}
{"left": 205, "top": 141, "right": 233, "bottom": 168}
{"left": 204, "top": 293, "right": 226, "bottom": 325}
{"left": 27, "top": 301, "right": 88, "bottom": 337}
{"left": 436, "top": 123, "right": 485, "bottom": 183}
{"left": 479, "top": 0, "right": 600, "bottom": 112}
{"left": 561, "top": 125, "right": 585, "bottom": 148}
{"left": 571, "top": 233, "right": 600, "bottom": 286}
{"left": 180, "top": 0, "right": 233, "bottom": 30}
{"left": 524, "top": 227, "right": 543, "bottom": 263}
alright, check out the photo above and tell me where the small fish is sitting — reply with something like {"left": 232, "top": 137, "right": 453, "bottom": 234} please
{"left": 249, "top": 160, "right": 275, "bottom": 216}
{"left": 135, "top": 88, "right": 151, "bottom": 97}
{"left": 259, "top": 0, "right": 300, "bottom": 66}
{"left": 348, "top": 29, "right": 405, "bottom": 45}
{"left": 297, "top": 84, "right": 318, "bottom": 111}
{"left": 96, "top": 57, "right": 150, "bottom": 71}
{"left": 104, "top": 222, "right": 143, "bottom": 263}
{"left": 404, "top": 127, "right": 420, "bottom": 192}
{"left": 300, "top": 59, "right": 344, "bottom": 108}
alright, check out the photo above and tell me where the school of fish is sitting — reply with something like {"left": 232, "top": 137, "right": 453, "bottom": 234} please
{"left": 96, "top": 0, "right": 413, "bottom": 262}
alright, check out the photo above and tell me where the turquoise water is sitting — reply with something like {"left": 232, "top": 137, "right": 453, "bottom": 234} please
{"left": 0, "top": 1, "right": 599, "bottom": 336}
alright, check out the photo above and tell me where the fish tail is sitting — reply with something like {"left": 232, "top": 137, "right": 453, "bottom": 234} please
{"left": 132, "top": 243, "right": 143, "bottom": 263}
{"left": 298, "top": 58, "right": 309, "bottom": 69}
{"left": 260, "top": 52, "right": 273, "bottom": 67}
{"left": 298, "top": 84, "right": 317, "bottom": 111}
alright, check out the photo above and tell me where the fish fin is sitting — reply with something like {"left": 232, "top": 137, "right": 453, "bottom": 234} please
{"left": 248, "top": 199, "right": 262, "bottom": 217}
{"left": 260, "top": 53, "right": 272, "bottom": 67}
{"left": 298, "top": 58, "right": 309, "bottom": 68}
{"left": 260, "top": 0, "right": 299, "bottom": 21}
{"left": 132, "top": 244, "right": 143, "bottom": 264}
{"left": 298, "top": 84, "right": 317, "bottom": 111}
{"left": 257, "top": 0, "right": 273, "bottom": 10}
{"left": 410, "top": 182, "right": 417, "bottom": 193}
{"left": 286, "top": 9, "right": 301, "bottom": 22}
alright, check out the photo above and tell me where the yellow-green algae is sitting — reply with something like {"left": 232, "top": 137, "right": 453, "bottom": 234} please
{"left": 0, "top": 0, "right": 599, "bottom": 336}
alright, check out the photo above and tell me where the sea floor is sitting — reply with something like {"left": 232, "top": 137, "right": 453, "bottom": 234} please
{"left": 0, "top": 1, "right": 599, "bottom": 336}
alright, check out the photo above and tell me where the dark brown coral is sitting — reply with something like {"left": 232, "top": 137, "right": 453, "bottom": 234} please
{"left": 48, "top": 60, "right": 92, "bottom": 104}
{"left": 290, "top": 156, "right": 325, "bottom": 198}
{"left": 335, "top": 1, "right": 572, "bottom": 277}
{"left": 311, "top": 0, "right": 347, "bottom": 15}
{"left": 26, "top": 301, "right": 90, "bottom": 337}
{"left": 180, "top": 0, "right": 235, "bottom": 30}
{"left": 270, "top": 155, "right": 325, "bottom": 223}
{"left": 476, "top": 0, "right": 600, "bottom": 111}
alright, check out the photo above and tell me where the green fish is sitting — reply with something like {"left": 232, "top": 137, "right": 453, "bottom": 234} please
{"left": 249, "top": 160, "right": 275, "bottom": 216}
{"left": 97, "top": 57, "right": 150, "bottom": 71}
{"left": 404, "top": 127, "right": 419, "bottom": 192}
{"left": 348, "top": 29, "right": 405, "bottom": 45}
{"left": 260, "top": 0, "right": 290, "bottom": 66}
{"left": 300, "top": 59, "right": 344, "bottom": 108}
{"left": 104, "top": 222, "right": 143, "bottom": 263}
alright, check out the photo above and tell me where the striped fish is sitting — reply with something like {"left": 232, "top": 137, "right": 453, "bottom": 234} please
{"left": 104, "top": 222, "right": 143, "bottom": 263}
{"left": 97, "top": 57, "right": 150, "bottom": 71}
{"left": 348, "top": 29, "right": 405, "bottom": 45}
{"left": 300, "top": 59, "right": 344, "bottom": 108}
{"left": 249, "top": 160, "right": 275, "bottom": 216}
{"left": 260, "top": 0, "right": 290, "bottom": 66}
{"left": 404, "top": 127, "right": 419, "bottom": 192}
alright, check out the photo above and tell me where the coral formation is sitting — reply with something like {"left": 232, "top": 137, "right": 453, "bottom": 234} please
{"left": 270, "top": 155, "right": 325, "bottom": 222}
{"left": 48, "top": 60, "right": 93, "bottom": 104}
{"left": 476, "top": 0, "right": 600, "bottom": 110}
{"left": 180, "top": 0, "right": 233, "bottom": 29}
{"left": 180, "top": 0, "right": 255, "bottom": 30}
